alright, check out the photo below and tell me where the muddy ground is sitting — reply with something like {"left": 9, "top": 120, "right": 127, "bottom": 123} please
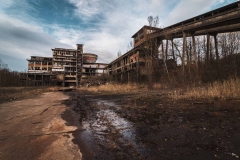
{"left": 63, "top": 90, "right": 240, "bottom": 160}
{"left": 0, "top": 90, "right": 239, "bottom": 160}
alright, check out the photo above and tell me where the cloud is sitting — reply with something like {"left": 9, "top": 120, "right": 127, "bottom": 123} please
{"left": 0, "top": 17, "right": 72, "bottom": 71}
{"left": 163, "top": 0, "right": 232, "bottom": 26}
{"left": 0, "top": 0, "right": 236, "bottom": 71}
{"left": 68, "top": 0, "right": 101, "bottom": 18}
{"left": 0, "top": 0, "right": 14, "bottom": 8}
{"left": 62, "top": 0, "right": 171, "bottom": 63}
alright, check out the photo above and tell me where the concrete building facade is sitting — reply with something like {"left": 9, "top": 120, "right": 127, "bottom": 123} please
{"left": 106, "top": 26, "right": 163, "bottom": 83}
{"left": 51, "top": 44, "right": 83, "bottom": 86}
{"left": 81, "top": 53, "right": 108, "bottom": 82}
{"left": 27, "top": 56, "right": 52, "bottom": 73}
{"left": 20, "top": 44, "right": 108, "bottom": 86}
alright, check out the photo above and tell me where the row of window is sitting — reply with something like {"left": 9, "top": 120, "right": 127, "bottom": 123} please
{"left": 28, "top": 67, "right": 52, "bottom": 70}
{"left": 28, "top": 62, "right": 52, "bottom": 65}
{"left": 53, "top": 51, "right": 76, "bottom": 56}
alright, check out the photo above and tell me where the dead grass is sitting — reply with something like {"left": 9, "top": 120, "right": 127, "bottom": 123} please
{"left": 0, "top": 86, "right": 58, "bottom": 102}
{"left": 170, "top": 78, "right": 240, "bottom": 100}
{"left": 79, "top": 82, "right": 171, "bottom": 94}
{"left": 80, "top": 78, "right": 240, "bottom": 100}
{"left": 79, "top": 83, "right": 149, "bottom": 94}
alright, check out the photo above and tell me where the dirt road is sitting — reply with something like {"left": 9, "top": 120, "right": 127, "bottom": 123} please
{"left": 0, "top": 92, "right": 81, "bottom": 160}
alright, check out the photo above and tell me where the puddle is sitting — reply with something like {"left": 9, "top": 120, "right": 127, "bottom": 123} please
{"left": 78, "top": 98, "right": 147, "bottom": 158}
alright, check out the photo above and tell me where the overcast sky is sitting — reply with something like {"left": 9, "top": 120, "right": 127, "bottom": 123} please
{"left": 0, "top": 0, "right": 236, "bottom": 71}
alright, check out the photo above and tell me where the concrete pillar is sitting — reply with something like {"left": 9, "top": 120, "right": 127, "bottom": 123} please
{"left": 206, "top": 34, "right": 210, "bottom": 65}
{"left": 165, "top": 40, "right": 168, "bottom": 61}
{"left": 171, "top": 39, "right": 176, "bottom": 61}
{"left": 210, "top": 39, "right": 213, "bottom": 62}
{"left": 182, "top": 33, "right": 186, "bottom": 73}
{"left": 41, "top": 61, "right": 42, "bottom": 72}
{"left": 192, "top": 35, "right": 198, "bottom": 68}
{"left": 214, "top": 34, "right": 219, "bottom": 61}
{"left": 161, "top": 40, "right": 165, "bottom": 60}
{"left": 76, "top": 51, "right": 78, "bottom": 87}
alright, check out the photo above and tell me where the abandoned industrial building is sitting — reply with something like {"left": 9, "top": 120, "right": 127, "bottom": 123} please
{"left": 106, "top": 1, "right": 240, "bottom": 83}
{"left": 106, "top": 25, "right": 166, "bottom": 83}
{"left": 82, "top": 53, "right": 108, "bottom": 82}
{"left": 20, "top": 1, "right": 240, "bottom": 86}
{"left": 20, "top": 44, "right": 107, "bottom": 86}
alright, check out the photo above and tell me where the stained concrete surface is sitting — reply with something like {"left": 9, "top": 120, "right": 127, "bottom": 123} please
{"left": 0, "top": 92, "right": 81, "bottom": 160}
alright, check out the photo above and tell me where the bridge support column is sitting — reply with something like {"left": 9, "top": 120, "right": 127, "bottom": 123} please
{"left": 165, "top": 40, "right": 168, "bottom": 61}
{"left": 182, "top": 33, "right": 186, "bottom": 73}
{"left": 171, "top": 39, "right": 175, "bottom": 61}
{"left": 161, "top": 40, "right": 165, "bottom": 60}
{"left": 192, "top": 35, "right": 198, "bottom": 68}
{"left": 213, "top": 34, "right": 219, "bottom": 62}
{"left": 206, "top": 34, "right": 210, "bottom": 65}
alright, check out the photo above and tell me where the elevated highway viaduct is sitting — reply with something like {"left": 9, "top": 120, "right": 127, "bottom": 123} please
{"left": 108, "top": 1, "right": 240, "bottom": 82}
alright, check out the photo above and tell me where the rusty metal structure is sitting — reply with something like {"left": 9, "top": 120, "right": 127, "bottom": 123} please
{"left": 106, "top": 1, "right": 240, "bottom": 82}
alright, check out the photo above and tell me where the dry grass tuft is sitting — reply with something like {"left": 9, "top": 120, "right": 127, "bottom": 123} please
{"left": 79, "top": 82, "right": 172, "bottom": 94}
{"left": 0, "top": 86, "right": 58, "bottom": 102}
{"left": 153, "top": 83, "right": 168, "bottom": 89}
{"left": 170, "top": 78, "right": 240, "bottom": 100}
{"left": 79, "top": 83, "right": 149, "bottom": 94}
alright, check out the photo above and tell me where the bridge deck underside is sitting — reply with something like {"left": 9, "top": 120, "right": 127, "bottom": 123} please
{"left": 153, "top": 2, "right": 240, "bottom": 39}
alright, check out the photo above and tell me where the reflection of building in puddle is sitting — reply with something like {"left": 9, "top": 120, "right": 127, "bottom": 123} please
{"left": 79, "top": 99, "right": 148, "bottom": 156}
{"left": 96, "top": 100, "right": 118, "bottom": 109}
{"left": 93, "top": 100, "right": 146, "bottom": 154}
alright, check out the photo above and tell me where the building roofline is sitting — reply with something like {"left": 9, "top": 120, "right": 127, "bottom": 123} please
{"left": 51, "top": 48, "right": 77, "bottom": 51}
{"left": 108, "top": 47, "right": 137, "bottom": 65}
{"left": 30, "top": 56, "right": 52, "bottom": 58}
{"left": 131, "top": 25, "right": 161, "bottom": 38}
{"left": 83, "top": 63, "right": 108, "bottom": 65}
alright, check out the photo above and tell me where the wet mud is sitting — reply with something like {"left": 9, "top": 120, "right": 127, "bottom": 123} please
{"left": 63, "top": 92, "right": 240, "bottom": 160}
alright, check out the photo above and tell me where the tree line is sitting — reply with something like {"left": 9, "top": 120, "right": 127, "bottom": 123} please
{"left": 0, "top": 59, "right": 20, "bottom": 87}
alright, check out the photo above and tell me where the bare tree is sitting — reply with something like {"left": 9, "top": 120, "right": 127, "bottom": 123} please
{"left": 130, "top": 41, "right": 133, "bottom": 49}
{"left": 117, "top": 50, "right": 122, "bottom": 57}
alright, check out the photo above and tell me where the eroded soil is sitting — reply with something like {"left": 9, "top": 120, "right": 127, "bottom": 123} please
{"left": 0, "top": 91, "right": 81, "bottom": 160}
{"left": 64, "top": 91, "right": 240, "bottom": 160}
